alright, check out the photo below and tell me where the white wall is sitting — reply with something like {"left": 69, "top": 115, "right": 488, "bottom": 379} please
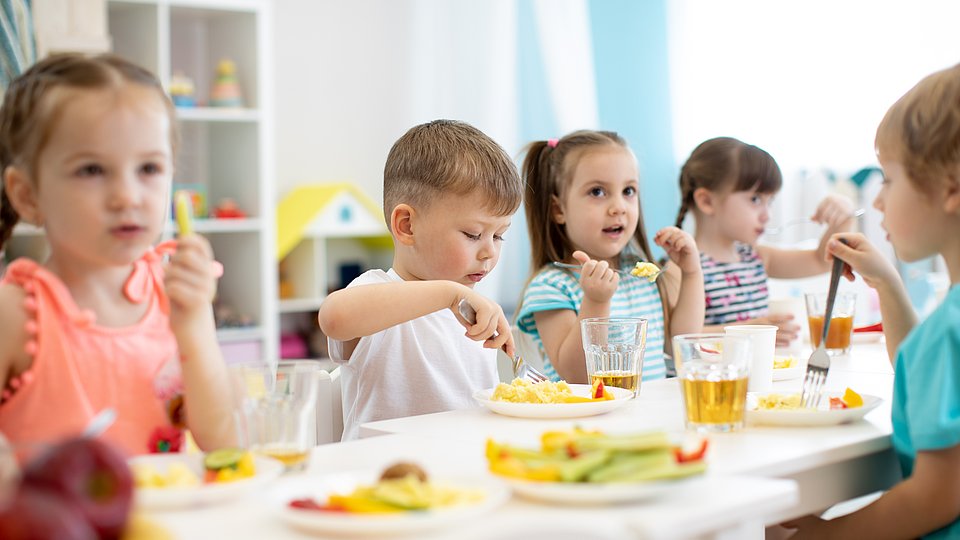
{"left": 273, "top": 0, "right": 518, "bottom": 300}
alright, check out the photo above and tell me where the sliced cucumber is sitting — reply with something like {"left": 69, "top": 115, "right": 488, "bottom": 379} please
{"left": 204, "top": 448, "right": 245, "bottom": 471}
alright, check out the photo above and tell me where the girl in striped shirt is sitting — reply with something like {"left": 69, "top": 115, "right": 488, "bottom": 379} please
{"left": 516, "top": 131, "right": 705, "bottom": 383}
{"left": 674, "top": 137, "right": 856, "bottom": 346}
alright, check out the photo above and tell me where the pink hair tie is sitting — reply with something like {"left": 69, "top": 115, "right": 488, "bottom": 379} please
{"left": 547, "top": 138, "right": 559, "bottom": 148}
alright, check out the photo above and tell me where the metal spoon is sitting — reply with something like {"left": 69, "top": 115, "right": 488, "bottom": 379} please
{"left": 764, "top": 208, "right": 865, "bottom": 236}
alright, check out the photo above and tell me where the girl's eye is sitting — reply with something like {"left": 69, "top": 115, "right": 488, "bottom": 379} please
{"left": 623, "top": 186, "right": 637, "bottom": 197}
{"left": 462, "top": 232, "right": 481, "bottom": 241}
{"left": 588, "top": 187, "right": 606, "bottom": 197}
{"left": 751, "top": 195, "right": 762, "bottom": 204}
{"left": 140, "top": 162, "right": 164, "bottom": 175}
{"left": 76, "top": 164, "right": 104, "bottom": 177}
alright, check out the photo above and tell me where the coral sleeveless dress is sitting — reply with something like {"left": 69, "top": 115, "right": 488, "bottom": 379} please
{"left": 0, "top": 244, "right": 184, "bottom": 460}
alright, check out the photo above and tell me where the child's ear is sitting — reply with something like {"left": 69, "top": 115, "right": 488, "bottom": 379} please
{"left": 391, "top": 203, "right": 416, "bottom": 246}
{"left": 550, "top": 195, "right": 566, "bottom": 225}
{"left": 3, "top": 166, "right": 42, "bottom": 225}
{"left": 943, "top": 174, "right": 960, "bottom": 214}
{"left": 692, "top": 187, "right": 716, "bottom": 216}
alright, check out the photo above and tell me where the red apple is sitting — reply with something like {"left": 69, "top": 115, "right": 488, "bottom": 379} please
{"left": 0, "top": 487, "right": 96, "bottom": 540}
{"left": 20, "top": 438, "right": 133, "bottom": 539}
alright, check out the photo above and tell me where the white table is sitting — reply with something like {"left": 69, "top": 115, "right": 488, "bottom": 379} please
{"left": 362, "top": 342, "right": 899, "bottom": 522}
{"left": 151, "top": 433, "right": 797, "bottom": 540}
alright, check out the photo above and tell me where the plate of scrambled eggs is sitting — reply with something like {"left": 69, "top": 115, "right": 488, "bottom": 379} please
{"left": 474, "top": 380, "right": 633, "bottom": 419}
{"left": 130, "top": 452, "right": 283, "bottom": 510}
{"left": 745, "top": 391, "right": 882, "bottom": 426}
{"left": 279, "top": 470, "right": 509, "bottom": 536}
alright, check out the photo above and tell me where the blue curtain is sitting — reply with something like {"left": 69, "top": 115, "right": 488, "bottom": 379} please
{"left": 1, "top": 0, "right": 36, "bottom": 91}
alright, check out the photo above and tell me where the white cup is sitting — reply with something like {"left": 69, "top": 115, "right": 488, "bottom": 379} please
{"left": 767, "top": 297, "right": 806, "bottom": 353}
{"left": 724, "top": 325, "right": 777, "bottom": 393}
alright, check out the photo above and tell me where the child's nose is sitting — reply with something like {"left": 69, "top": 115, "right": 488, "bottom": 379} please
{"left": 108, "top": 174, "right": 143, "bottom": 208}
{"left": 476, "top": 237, "right": 495, "bottom": 260}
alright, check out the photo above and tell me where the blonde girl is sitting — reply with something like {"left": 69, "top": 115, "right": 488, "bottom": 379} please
{"left": 517, "top": 130, "right": 704, "bottom": 383}
{"left": 675, "top": 137, "right": 856, "bottom": 346}
{"left": 0, "top": 54, "right": 234, "bottom": 459}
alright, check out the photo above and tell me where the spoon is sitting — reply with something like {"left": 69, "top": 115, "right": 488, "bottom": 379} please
{"left": 82, "top": 408, "right": 117, "bottom": 439}
{"left": 764, "top": 208, "right": 865, "bottom": 236}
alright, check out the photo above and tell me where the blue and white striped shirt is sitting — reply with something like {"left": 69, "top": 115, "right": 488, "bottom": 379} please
{"left": 516, "top": 254, "right": 667, "bottom": 382}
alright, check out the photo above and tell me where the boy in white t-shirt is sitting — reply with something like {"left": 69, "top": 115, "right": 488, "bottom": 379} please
{"left": 318, "top": 120, "right": 523, "bottom": 440}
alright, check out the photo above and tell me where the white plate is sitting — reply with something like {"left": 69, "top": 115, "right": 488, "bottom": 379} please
{"left": 278, "top": 472, "right": 509, "bottom": 537}
{"left": 746, "top": 392, "right": 882, "bottom": 427}
{"left": 772, "top": 366, "right": 803, "bottom": 381}
{"left": 852, "top": 331, "right": 884, "bottom": 343}
{"left": 473, "top": 384, "right": 633, "bottom": 419}
{"left": 130, "top": 453, "right": 283, "bottom": 511}
{"left": 505, "top": 476, "right": 680, "bottom": 505}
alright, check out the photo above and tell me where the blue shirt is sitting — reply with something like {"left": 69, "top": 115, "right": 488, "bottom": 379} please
{"left": 891, "top": 285, "right": 960, "bottom": 539}
{"left": 516, "top": 254, "right": 667, "bottom": 382}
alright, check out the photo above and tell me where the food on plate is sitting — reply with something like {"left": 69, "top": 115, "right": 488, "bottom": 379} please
{"left": 132, "top": 461, "right": 200, "bottom": 488}
{"left": 490, "top": 378, "right": 614, "bottom": 404}
{"left": 755, "top": 387, "right": 864, "bottom": 411}
{"left": 380, "top": 462, "right": 427, "bottom": 483}
{"left": 486, "top": 428, "right": 707, "bottom": 483}
{"left": 630, "top": 261, "right": 660, "bottom": 281}
{"left": 4, "top": 437, "right": 134, "bottom": 539}
{"left": 288, "top": 462, "right": 484, "bottom": 514}
{"left": 773, "top": 356, "right": 796, "bottom": 369}
{"left": 754, "top": 393, "right": 802, "bottom": 410}
{"left": 202, "top": 448, "right": 256, "bottom": 483}
{"left": 829, "top": 388, "right": 864, "bottom": 410}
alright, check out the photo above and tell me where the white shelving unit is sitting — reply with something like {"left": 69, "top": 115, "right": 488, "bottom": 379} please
{"left": 2, "top": 0, "right": 277, "bottom": 363}
{"left": 108, "top": 0, "right": 277, "bottom": 364}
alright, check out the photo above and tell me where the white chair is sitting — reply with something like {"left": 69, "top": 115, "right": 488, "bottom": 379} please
{"left": 315, "top": 366, "right": 343, "bottom": 444}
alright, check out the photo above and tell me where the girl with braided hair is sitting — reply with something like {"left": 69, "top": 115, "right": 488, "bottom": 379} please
{"left": 675, "top": 137, "right": 856, "bottom": 346}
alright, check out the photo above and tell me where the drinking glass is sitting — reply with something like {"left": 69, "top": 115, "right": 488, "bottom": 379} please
{"left": 230, "top": 360, "right": 322, "bottom": 472}
{"left": 673, "top": 333, "right": 751, "bottom": 432}
{"left": 581, "top": 318, "right": 647, "bottom": 397}
{"left": 804, "top": 292, "right": 857, "bottom": 355}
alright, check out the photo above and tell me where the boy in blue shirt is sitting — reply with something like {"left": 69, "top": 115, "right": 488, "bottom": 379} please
{"left": 785, "top": 64, "right": 960, "bottom": 538}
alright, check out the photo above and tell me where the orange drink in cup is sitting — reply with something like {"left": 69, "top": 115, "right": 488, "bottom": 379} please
{"left": 804, "top": 292, "right": 856, "bottom": 355}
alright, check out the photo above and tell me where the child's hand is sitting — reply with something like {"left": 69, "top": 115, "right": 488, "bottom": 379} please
{"left": 826, "top": 232, "right": 900, "bottom": 289}
{"left": 654, "top": 227, "right": 701, "bottom": 275}
{"left": 812, "top": 193, "right": 856, "bottom": 230}
{"left": 571, "top": 251, "right": 618, "bottom": 304}
{"left": 165, "top": 235, "right": 219, "bottom": 331}
{"left": 452, "top": 291, "right": 514, "bottom": 356}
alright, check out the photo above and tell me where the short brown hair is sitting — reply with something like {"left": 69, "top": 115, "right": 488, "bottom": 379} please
{"left": 382, "top": 120, "right": 522, "bottom": 229}
{"left": 876, "top": 62, "right": 960, "bottom": 194}
{"left": 0, "top": 53, "right": 176, "bottom": 250}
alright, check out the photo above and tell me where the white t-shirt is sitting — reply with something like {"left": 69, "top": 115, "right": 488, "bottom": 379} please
{"left": 328, "top": 269, "right": 498, "bottom": 440}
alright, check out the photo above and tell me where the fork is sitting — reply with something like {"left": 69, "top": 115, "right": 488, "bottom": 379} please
{"left": 552, "top": 262, "right": 663, "bottom": 281}
{"left": 456, "top": 299, "right": 548, "bottom": 383}
{"left": 800, "top": 243, "right": 847, "bottom": 409}
{"left": 764, "top": 208, "right": 865, "bottom": 236}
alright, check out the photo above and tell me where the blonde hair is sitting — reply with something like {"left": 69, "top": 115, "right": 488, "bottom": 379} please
{"left": 382, "top": 119, "right": 522, "bottom": 229}
{"left": 0, "top": 53, "right": 176, "bottom": 251}
{"left": 674, "top": 136, "right": 782, "bottom": 229}
{"left": 875, "top": 62, "right": 960, "bottom": 194}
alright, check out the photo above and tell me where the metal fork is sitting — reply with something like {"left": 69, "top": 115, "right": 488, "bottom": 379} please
{"left": 800, "top": 245, "right": 847, "bottom": 408}
{"left": 456, "top": 299, "right": 548, "bottom": 383}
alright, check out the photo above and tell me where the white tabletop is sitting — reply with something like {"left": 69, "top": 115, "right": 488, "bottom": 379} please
{"left": 150, "top": 433, "right": 797, "bottom": 540}
{"left": 362, "top": 342, "right": 898, "bottom": 521}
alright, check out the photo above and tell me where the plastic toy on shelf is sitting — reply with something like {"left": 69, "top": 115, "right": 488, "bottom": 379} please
{"left": 169, "top": 71, "right": 196, "bottom": 107}
{"left": 209, "top": 59, "right": 243, "bottom": 108}
{"left": 211, "top": 198, "right": 247, "bottom": 219}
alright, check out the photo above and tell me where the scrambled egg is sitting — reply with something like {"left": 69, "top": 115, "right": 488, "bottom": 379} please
{"left": 755, "top": 393, "right": 802, "bottom": 410}
{"left": 630, "top": 261, "right": 661, "bottom": 281}
{"left": 774, "top": 356, "right": 796, "bottom": 369}
{"left": 491, "top": 378, "right": 573, "bottom": 404}
{"left": 133, "top": 462, "right": 200, "bottom": 488}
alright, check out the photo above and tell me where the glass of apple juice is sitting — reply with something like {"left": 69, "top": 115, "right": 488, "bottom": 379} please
{"left": 673, "top": 334, "right": 751, "bottom": 433}
{"left": 230, "top": 360, "right": 322, "bottom": 472}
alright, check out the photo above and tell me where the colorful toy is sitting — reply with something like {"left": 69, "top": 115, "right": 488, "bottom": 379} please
{"left": 209, "top": 59, "right": 243, "bottom": 108}
{"left": 212, "top": 198, "right": 247, "bottom": 219}
{"left": 169, "top": 71, "right": 196, "bottom": 107}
